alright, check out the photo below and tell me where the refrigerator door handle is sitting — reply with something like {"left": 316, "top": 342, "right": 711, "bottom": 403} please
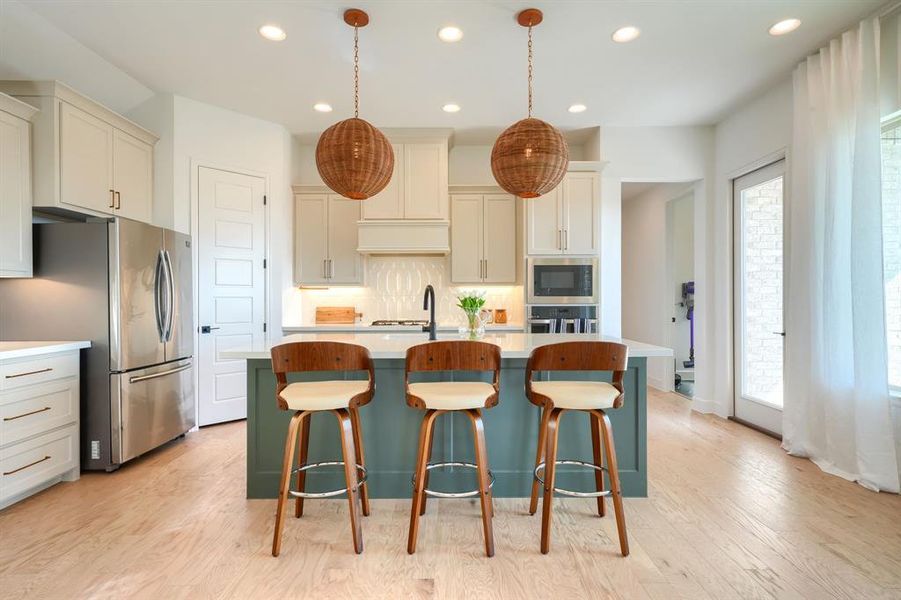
{"left": 162, "top": 250, "right": 175, "bottom": 342}
{"left": 128, "top": 361, "right": 192, "bottom": 384}
{"left": 154, "top": 250, "right": 166, "bottom": 342}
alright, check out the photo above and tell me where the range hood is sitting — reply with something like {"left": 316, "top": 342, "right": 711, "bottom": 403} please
{"left": 356, "top": 219, "right": 450, "bottom": 255}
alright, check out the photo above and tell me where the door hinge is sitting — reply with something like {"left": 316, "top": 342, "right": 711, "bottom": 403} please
{"left": 263, "top": 195, "right": 267, "bottom": 205}
{"left": 263, "top": 322, "right": 267, "bottom": 333}
{"left": 263, "top": 258, "right": 267, "bottom": 269}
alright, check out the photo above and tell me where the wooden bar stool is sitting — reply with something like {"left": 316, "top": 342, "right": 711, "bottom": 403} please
{"left": 405, "top": 340, "right": 501, "bottom": 557}
{"left": 270, "top": 341, "right": 374, "bottom": 556}
{"left": 525, "top": 341, "right": 630, "bottom": 556}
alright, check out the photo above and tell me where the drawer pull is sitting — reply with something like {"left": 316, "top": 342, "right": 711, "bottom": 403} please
{"left": 3, "top": 455, "right": 51, "bottom": 476}
{"left": 3, "top": 406, "right": 52, "bottom": 421}
{"left": 5, "top": 367, "right": 53, "bottom": 379}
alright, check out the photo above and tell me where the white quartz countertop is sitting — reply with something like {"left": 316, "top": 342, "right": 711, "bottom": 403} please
{"left": 222, "top": 332, "right": 672, "bottom": 360}
{"left": 0, "top": 341, "right": 91, "bottom": 360}
{"left": 282, "top": 324, "right": 525, "bottom": 333}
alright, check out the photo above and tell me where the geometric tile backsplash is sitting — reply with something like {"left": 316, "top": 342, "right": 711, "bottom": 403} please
{"left": 284, "top": 256, "right": 524, "bottom": 326}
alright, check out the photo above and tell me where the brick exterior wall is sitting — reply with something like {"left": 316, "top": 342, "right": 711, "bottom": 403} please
{"left": 882, "top": 132, "right": 901, "bottom": 388}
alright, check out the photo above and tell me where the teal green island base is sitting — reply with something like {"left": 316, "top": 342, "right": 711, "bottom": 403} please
{"left": 243, "top": 355, "right": 648, "bottom": 499}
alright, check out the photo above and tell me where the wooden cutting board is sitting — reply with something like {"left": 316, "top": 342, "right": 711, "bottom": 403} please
{"left": 315, "top": 307, "right": 362, "bottom": 324}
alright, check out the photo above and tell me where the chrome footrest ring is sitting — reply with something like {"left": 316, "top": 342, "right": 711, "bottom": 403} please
{"left": 411, "top": 461, "right": 495, "bottom": 499}
{"left": 534, "top": 459, "right": 611, "bottom": 498}
{"left": 288, "top": 460, "right": 368, "bottom": 499}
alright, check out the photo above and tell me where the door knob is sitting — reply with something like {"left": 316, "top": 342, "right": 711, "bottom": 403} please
{"left": 200, "top": 325, "right": 221, "bottom": 334}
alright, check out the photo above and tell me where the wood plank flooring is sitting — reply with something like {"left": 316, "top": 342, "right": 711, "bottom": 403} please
{"left": 1, "top": 389, "right": 900, "bottom": 599}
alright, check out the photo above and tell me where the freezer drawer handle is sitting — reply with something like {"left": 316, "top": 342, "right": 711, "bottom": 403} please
{"left": 3, "top": 455, "right": 51, "bottom": 476}
{"left": 128, "top": 363, "right": 191, "bottom": 384}
{"left": 5, "top": 368, "right": 53, "bottom": 379}
{"left": 3, "top": 406, "right": 52, "bottom": 421}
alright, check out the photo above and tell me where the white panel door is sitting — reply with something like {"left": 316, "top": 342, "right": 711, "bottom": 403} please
{"left": 361, "top": 143, "right": 403, "bottom": 219}
{"left": 0, "top": 111, "right": 32, "bottom": 277}
{"left": 59, "top": 102, "right": 113, "bottom": 214}
{"left": 733, "top": 160, "right": 785, "bottom": 435}
{"left": 483, "top": 193, "right": 517, "bottom": 283}
{"left": 327, "top": 195, "right": 363, "bottom": 284}
{"left": 112, "top": 129, "right": 152, "bottom": 223}
{"left": 198, "top": 167, "right": 266, "bottom": 426}
{"left": 295, "top": 194, "right": 329, "bottom": 284}
{"left": 527, "top": 187, "right": 562, "bottom": 255}
{"left": 450, "top": 194, "right": 483, "bottom": 283}
{"left": 562, "top": 172, "right": 598, "bottom": 255}
{"left": 404, "top": 142, "right": 447, "bottom": 219}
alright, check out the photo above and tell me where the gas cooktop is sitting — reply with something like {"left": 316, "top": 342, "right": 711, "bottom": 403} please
{"left": 370, "top": 319, "right": 429, "bottom": 327}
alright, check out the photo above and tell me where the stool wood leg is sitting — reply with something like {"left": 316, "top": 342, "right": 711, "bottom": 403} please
{"left": 294, "top": 413, "right": 311, "bottom": 518}
{"left": 335, "top": 408, "right": 364, "bottom": 554}
{"left": 597, "top": 410, "right": 629, "bottom": 556}
{"left": 349, "top": 407, "right": 370, "bottom": 517}
{"left": 540, "top": 408, "right": 563, "bottom": 554}
{"left": 408, "top": 409, "right": 440, "bottom": 554}
{"left": 467, "top": 409, "right": 495, "bottom": 557}
{"left": 272, "top": 411, "right": 304, "bottom": 557}
{"left": 419, "top": 421, "right": 435, "bottom": 516}
{"left": 529, "top": 405, "right": 551, "bottom": 515}
{"left": 589, "top": 411, "right": 607, "bottom": 517}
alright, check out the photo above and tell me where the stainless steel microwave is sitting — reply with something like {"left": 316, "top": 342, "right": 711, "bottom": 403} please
{"left": 526, "top": 257, "right": 599, "bottom": 304}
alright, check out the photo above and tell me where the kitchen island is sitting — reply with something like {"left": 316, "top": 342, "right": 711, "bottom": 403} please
{"left": 224, "top": 332, "right": 671, "bottom": 499}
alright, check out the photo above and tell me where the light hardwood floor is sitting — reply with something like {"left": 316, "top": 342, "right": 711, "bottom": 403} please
{"left": 1, "top": 389, "right": 900, "bottom": 599}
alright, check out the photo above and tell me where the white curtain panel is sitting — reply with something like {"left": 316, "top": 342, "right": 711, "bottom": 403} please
{"left": 784, "top": 18, "right": 900, "bottom": 493}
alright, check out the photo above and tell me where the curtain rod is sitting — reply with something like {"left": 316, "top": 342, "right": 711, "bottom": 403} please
{"left": 878, "top": 0, "right": 901, "bottom": 19}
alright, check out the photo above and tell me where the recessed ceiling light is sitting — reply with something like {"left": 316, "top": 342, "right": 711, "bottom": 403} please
{"left": 259, "top": 24, "right": 287, "bottom": 41}
{"left": 313, "top": 103, "right": 333, "bottom": 113}
{"left": 438, "top": 25, "right": 464, "bottom": 43}
{"left": 442, "top": 103, "right": 461, "bottom": 113}
{"left": 769, "top": 18, "right": 801, "bottom": 36}
{"left": 568, "top": 104, "right": 587, "bottom": 114}
{"left": 612, "top": 26, "right": 640, "bottom": 43}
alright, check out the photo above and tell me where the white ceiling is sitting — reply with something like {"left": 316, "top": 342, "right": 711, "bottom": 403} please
{"left": 14, "top": 0, "right": 886, "bottom": 141}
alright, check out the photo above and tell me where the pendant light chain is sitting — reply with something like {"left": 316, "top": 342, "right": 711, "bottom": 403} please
{"left": 527, "top": 24, "right": 533, "bottom": 118}
{"left": 353, "top": 24, "right": 360, "bottom": 118}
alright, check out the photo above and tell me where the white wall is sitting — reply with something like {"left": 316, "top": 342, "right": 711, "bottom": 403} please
{"left": 622, "top": 182, "right": 695, "bottom": 391}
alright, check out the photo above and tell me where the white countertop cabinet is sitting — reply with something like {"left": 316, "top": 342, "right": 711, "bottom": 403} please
{"left": 0, "top": 93, "right": 38, "bottom": 278}
{"left": 451, "top": 192, "right": 516, "bottom": 284}
{"left": 0, "top": 81, "right": 157, "bottom": 224}
{"left": 0, "top": 341, "right": 90, "bottom": 510}
{"left": 527, "top": 171, "right": 599, "bottom": 255}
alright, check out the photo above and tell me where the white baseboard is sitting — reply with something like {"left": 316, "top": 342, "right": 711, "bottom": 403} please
{"left": 648, "top": 375, "right": 672, "bottom": 393}
{"left": 691, "top": 396, "right": 727, "bottom": 417}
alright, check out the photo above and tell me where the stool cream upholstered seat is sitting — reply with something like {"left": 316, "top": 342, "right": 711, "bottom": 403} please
{"left": 270, "top": 341, "right": 374, "bottom": 557}
{"left": 405, "top": 340, "right": 501, "bottom": 557}
{"left": 525, "top": 341, "right": 630, "bottom": 556}
{"left": 528, "top": 381, "right": 620, "bottom": 410}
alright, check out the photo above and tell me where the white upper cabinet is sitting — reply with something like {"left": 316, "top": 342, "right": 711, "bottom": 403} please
{"left": 0, "top": 81, "right": 158, "bottom": 224}
{"left": 450, "top": 192, "right": 516, "bottom": 284}
{"left": 526, "top": 171, "right": 599, "bottom": 256}
{"left": 359, "top": 137, "right": 448, "bottom": 221}
{"left": 0, "top": 93, "right": 37, "bottom": 278}
{"left": 295, "top": 193, "right": 363, "bottom": 285}
{"left": 361, "top": 143, "right": 404, "bottom": 219}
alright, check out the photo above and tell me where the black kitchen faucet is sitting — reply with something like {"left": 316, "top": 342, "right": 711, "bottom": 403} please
{"left": 422, "top": 284, "right": 437, "bottom": 340}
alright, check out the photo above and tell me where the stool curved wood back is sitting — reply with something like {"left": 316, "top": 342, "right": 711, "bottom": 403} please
{"left": 404, "top": 340, "right": 501, "bottom": 409}
{"left": 270, "top": 341, "right": 375, "bottom": 410}
{"left": 525, "top": 341, "right": 628, "bottom": 409}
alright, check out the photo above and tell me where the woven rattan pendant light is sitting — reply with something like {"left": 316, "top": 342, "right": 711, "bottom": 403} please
{"left": 316, "top": 9, "right": 394, "bottom": 200}
{"left": 491, "top": 9, "right": 568, "bottom": 198}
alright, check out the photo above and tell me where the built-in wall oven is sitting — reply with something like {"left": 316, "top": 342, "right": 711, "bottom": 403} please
{"left": 527, "top": 257, "right": 598, "bottom": 305}
{"left": 527, "top": 305, "right": 598, "bottom": 334}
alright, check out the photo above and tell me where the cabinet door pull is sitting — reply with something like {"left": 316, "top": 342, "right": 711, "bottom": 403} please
{"left": 564, "top": 229, "right": 568, "bottom": 250}
{"left": 114, "top": 191, "right": 121, "bottom": 210}
{"left": 3, "top": 455, "right": 51, "bottom": 476}
{"left": 556, "top": 229, "right": 561, "bottom": 250}
{"left": 329, "top": 259, "right": 334, "bottom": 279}
{"left": 484, "top": 259, "right": 488, "bottom": 280}
{"left": 109, "top": 189, "right": 115, "bottom": 208}
{"left": 3, "top": 406, "right": 52, "bottom": 421}
{"left": 5, "top": 367, "right": 53, "bottom": 379}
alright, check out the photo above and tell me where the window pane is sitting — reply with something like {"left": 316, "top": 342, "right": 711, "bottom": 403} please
{"left": 882, "top": 126, "right": 901, "bottom": 389}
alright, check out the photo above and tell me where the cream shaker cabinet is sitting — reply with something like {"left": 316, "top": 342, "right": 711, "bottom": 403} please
{"left": 526, "top": 171, "right": 598, "bottom": 255}
{"left": 360, "top": 141, "right": 448, "bottom": 220}
{"left": 0, "top": 94, "right": 37, "bottom": 278}
{"left": 451, "top": 193, "right": 516, "bottom": 284}
{"left": 0, "top": 81, "right": 157, "bottom": 224}
{"left": 295, "top": 193, "right": 363, "bottom": 285}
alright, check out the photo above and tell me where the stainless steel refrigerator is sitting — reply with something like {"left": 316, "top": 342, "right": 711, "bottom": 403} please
{"left": 0, "top": 218, "right": 195, "bottom": 470}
